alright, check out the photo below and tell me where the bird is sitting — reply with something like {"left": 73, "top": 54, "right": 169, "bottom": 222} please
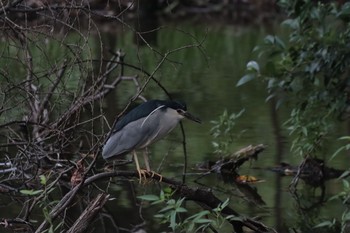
{"left": 102, "top": 99, "right": 201, "bottom": 180}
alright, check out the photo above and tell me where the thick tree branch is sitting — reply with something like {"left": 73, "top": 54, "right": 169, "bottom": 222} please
{"left": 43, "top": 170, "right": 275, "bottom": 233}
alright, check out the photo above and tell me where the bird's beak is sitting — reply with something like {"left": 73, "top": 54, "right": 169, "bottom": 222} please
{"left": 183, "top": 111, "right": 201, "bottom": 123}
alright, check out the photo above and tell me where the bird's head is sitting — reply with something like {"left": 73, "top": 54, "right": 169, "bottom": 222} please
{"left": 163, "top": 100, "right": 201, "bottom": 123}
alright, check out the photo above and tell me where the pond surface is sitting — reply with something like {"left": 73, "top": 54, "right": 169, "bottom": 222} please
{"left": 0, "top": 21, "right": 348, "bottom": 233}
{"left": 99, "top": 22, "right": 349, "bottom": 233}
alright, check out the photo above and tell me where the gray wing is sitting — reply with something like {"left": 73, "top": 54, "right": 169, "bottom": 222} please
{"left": 102, "top": 117, "right": 155, "bottom": 160}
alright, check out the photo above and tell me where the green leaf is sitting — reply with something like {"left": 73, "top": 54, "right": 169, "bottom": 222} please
{"left": 339, "top": 136, "right": 350, "bottom": 141}
{"left": 343, "top": 211, "right": 350, "bottom": 221}
{"left": 236, "top": 74, "right": 255, "bottom": 87}
{"left": 138, "top": 195, "right": 159, "bottom": 202}
{"left": 227, "top": 215, "right": 243, "bottom": 221}
{"left": 39, "top": 175, "right": 47, "bottom": 186}
{"left": 159, "top": 190, "right": 165, "bottom": 200}
{"left": 264, "top": 35, "right": 275, "bottom": 44}
{"left": 170, "top": 211, "right": 177, "bottom": 231}
{"left": 159, "top": 205, "right": 174, "bottom": 213}
{"left": 313, "top": 220, "right": 334, "bottom": 228}
{"left": 20, "top": 189, "right": 43, "bottom": 196}
{"left": 225, "top": 215, "right": 236, "bottom": 220}
{"left": 246, "top": 61, "right": 260, "bottom": 73}
{"left": 221, "top": 198, "right": 230, "bottom": 209}
{"left": 274, "top": 36, "right": 286, "bottom": 49}
{"left": 175, "top": 207, "right": 187, "bottom": 213}
{"left": 329, "top": 146, "right": 346, "bottom": 161}
{"left": 187, "top": 210, "right": 210, "bottom": 220}
{"left": 337, "top": 3, "right": 350, "bottom": 18}
{"left": 163, "top": 187, "right": 172, "bottom": 195}
{"left": 150, "top": 200, "right": 164, "bottom": 205}
{"left": 194, "top": 218, "right": 213, "bottom": 224}
{"left": 339, "top": 170, "right": 350, "bottom": 180}
{"left": 266, "top": 94, "right": 275, "bottom": 102}
{"left": 281, "top": 19, "right": 299, "bottom": 30}
{"left": 167, "top": 199, "right": 175, "bottom": 205}
{"left": 187, "top": 222, "right": 195, "bottom": 232}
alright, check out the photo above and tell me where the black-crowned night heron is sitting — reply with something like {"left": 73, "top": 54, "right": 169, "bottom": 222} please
{"left": 102, "top": 99, "right": 201, "bottom": 179}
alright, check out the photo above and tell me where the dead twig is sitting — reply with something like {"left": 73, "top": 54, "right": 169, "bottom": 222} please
{"left": 66, "top": 193, "right": 109, "bottom": 233}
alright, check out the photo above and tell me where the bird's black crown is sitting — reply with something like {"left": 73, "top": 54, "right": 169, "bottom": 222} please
{"left": 162, "top": 100, "right": 187, "bottom": 111}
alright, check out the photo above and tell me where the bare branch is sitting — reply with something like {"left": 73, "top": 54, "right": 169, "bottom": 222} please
{"left": 66, "top": 193, "right": 109, "bottom": 233}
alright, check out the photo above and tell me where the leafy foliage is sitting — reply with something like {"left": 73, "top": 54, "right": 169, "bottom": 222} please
{"left": 138, "top": 190, "right": 237, "bottom": 232}
{"left": 326, "top": 179, "right": 350, "bottom": 232}
{"left": 238, "top": 1, "right": 350, "bottom": 232}
{"left": 210, "top": 109, "right": 245, "bottom": 155}
{"left": 239, "top": 1, "right": 350, "bottom": 157}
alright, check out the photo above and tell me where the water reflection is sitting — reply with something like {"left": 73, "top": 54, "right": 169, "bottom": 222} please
{"left": 99, "top": 22, "right": 349, "bottom": 233}
{"left": 0, "top": 18, "right": 348, "bottom": 232}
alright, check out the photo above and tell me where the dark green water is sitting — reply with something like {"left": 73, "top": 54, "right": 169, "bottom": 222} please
{"left": 100, "top": 23, "right": 349, "bottom": 232}
{"left": 0, "top": 21, "right": 349, "bottom": 233}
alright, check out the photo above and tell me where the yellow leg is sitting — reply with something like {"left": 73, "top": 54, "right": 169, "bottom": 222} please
{"left": 133, "top": 151, "right": 145, "bottom": 183}
{"left": 134, "top": 150, "right": 163, "bottom": 183}
{"left": 142, "top": 149, "right": 163, "bottom": 182}
{"left": 143, "top": 149, "right": 151, "bottom": 171}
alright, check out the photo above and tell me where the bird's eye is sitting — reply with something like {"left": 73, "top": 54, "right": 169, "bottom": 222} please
{"left": 177, "top": 109, "right": 184, "bottom": 114}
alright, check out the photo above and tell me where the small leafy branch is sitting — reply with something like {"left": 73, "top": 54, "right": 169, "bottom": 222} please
{"left": 210, "top": 109, "right": 245, "bottom": 155}
{"left": 138, "top": 189, "right": 238, "bottom": 232}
